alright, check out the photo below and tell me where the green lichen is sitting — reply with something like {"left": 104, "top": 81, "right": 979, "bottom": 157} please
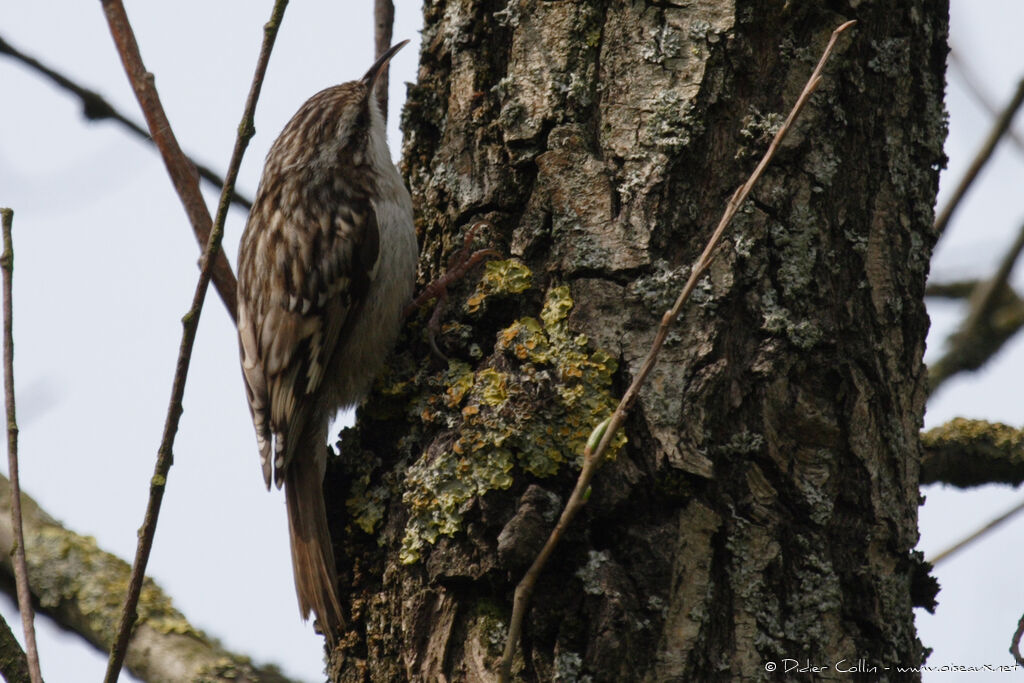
{"left": 868, "top": 38, "right": 911, "bottom": 79}
{"left": 346, "top": 461, "right": 390, "bottom": 536}
{"left": 760, "top": 290, "right": 823, "bottom": 349}
{"left": 737, "top": 108, "right": 784, "bottom": 160}
{"left": 26, "top": 526, "right": 199, "bottom": 640}
{"left": 641, "top": 23, "right": 682, "bottom": 63}
{"left": 399, "top": 283, "right": 625, "bottom": 564}
{"left": 465, "top": 258, "right": 533, "bottom": 313}
{"left": 554, "top": 650, "right": 586, "bottom": 682}
{"left": 575, "top": 549, "right": 613, "bottom": 596}
{"left": 645, "top": 91, "right": 700, "bottom": 153}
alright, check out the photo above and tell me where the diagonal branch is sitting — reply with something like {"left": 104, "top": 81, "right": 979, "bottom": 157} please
{"left": 930, "top": 496, "right": 1024, "bottom": 566}
{"left": 948, "top": 46, "right": 1024, "bottom": 155}
{"left": 497, "top": 19, "right": 858, "bottom": 682}
{"left": 933, "top": 77, "right": 1024, "bottom": 237}
{"left": 0, "top": 34, "right": 253, "bottom": 211}
{"left": 99, "top": 1, "right": 289, "bottom": 680}
{"left": 95, "top": 3, "right": 239, "bottom": 321}
{"left": 929, "top": 217, "right": 1024, "bottom": 394}
{"left": 0, "top": 473, "right": 299, "bottom": 683}
{"left": 0, "top": 209, "right": 41, "bottom": 683}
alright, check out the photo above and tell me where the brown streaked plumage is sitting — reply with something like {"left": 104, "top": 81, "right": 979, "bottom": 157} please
{"left": 236, "top": 42, "right": 416, "bottom": 645}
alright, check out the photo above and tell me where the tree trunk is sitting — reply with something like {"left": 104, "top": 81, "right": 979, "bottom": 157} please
{"left": 325, "top": 1, "right": 948, "bottom": 680}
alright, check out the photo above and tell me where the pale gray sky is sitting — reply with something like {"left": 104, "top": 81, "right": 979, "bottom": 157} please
{"left": 0, "top": 2, "right": 1022, "bottom": 682}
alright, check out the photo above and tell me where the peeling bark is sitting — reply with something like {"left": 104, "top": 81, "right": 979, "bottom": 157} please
{"left": 326, "top": 1, "right": 948, "bottom": 680}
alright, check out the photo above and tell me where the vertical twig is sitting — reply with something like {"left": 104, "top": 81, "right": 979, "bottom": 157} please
{"left": 100, "top": 2, "right": 290, "bottom": 681}
{"left": 933, "top": 78, "right": 1024, "bottom": 236}
{"left": 374, "top": 0, "right": 396, "bottom": 121}
{"left": 496, "top": 19, "right": 857, "bottom": 682}
{"left": 98, "top": 1, "right": 239, "bottom": 320}
{"left": 0, "top": 209, "right": 42, "bottom": 683}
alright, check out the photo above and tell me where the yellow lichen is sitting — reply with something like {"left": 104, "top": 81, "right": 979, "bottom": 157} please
{"left": 399, "top": 281, "right": 626, "bottom": 563}
{"left": 465, "top": 258, "right": 533, "bottom": 313}
{"left": 25, "top": 526, "right": 199, "bottom": 640}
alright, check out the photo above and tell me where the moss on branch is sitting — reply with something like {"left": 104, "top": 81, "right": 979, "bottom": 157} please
{"left": 921, "top": 418, "right": 1024, "bottom": 488}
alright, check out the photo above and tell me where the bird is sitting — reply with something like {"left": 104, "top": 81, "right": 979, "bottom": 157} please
{"left": 236, "top": 41, "right": 416, "bottom": 644}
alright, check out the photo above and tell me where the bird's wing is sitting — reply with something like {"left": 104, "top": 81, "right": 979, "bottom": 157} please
{"left": 238, "top": 183, "right": 379, "bottom": 488}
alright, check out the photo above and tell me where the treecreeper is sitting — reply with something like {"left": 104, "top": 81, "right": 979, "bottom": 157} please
{"left": 236, "top": 41, "right": 416, "bottom": 645}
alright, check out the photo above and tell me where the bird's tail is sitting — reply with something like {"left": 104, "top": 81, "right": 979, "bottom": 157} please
{"left": 284, "top": 451, "right": 344, "bottom": 644}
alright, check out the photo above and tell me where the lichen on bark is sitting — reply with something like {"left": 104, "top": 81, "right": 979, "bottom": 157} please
{"left": 326, "top": 1, "right": 950, "bottom": 680}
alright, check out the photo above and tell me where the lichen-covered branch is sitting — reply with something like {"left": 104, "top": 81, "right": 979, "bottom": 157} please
{"left": 0, "top": 474, "right": 298, "bottom": 683}
{"left": 921, "top": 418, "right": 1024, "bottom": 488}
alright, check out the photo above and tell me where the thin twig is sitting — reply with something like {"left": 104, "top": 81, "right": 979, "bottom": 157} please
{"left": 933, "top": 77, "right": 1024, "bottom": 237}
{"left": 1013, "top": 611, "right": 1024, "bottom": 666}
{"left": 948, "top": 46, "right": 1024, "bottom": 155}
{"left": 101, "top": 2, "right": 290, "bottom": 681}
{"left": 0, "top": 209, "right": 42, "bottom": 683}
{"left": 374, "top": 0, "right": 396, "bottom": 120}
{"left": 931, "top": 496, "right": 1024, "bottom": 566}
{"left": 497, "top": 19, "right": 857, "bottom": 682}
{"left": 0, "top": 34, "right": 253, "bottom": 211}
{"left": 0, "top": 474, "right": 299, "bottom": 683}
{"left": 96, "top": 2, "right": 240, "bottom": 320}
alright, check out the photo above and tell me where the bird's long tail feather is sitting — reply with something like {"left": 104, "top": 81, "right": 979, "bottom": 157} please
{"left": 284, "top": 452, "right": 344, "bottom": 644}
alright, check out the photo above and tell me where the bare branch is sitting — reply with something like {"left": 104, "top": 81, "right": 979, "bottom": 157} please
{"left": 0, "top": 473, "right": 299, "bottom": 683}
{"left": 929, "top": 218, "right": 1024, "bottom": 394}
{"left": 0, "top": 209, "right": 42, "bottom": 683}
{"left": 933, "top": 78, "right": 1024, "bottom": 237}
{"left": 921, "top": 418, "right": 1024, "bottom": 488}
{"left": 948, "top": 46, "right": 1024, "bottom": 155}
{"left": 498, "top": 19, "right": 858, "bottom": 682}
{"left": 374, "top": 0, "right": 396, "bottom": 120}
{"left": 0, "top": 34, "right": 253, "bottom": 211}
{"left": 100, "top": 2, "right": 290, "bottom": 680}
{"left": 96, "top": 1, "right": 239, "bottom": 320}
{"left": 931, "top": 496, "right": 1024, "bottom": 566}
{"left": 925, "top": 279, "right": 979, "bottom": 299}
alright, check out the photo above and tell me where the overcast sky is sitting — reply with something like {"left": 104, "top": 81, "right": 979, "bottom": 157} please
{"left": 1, "top": 2, "right": 1023, "bottom": 682}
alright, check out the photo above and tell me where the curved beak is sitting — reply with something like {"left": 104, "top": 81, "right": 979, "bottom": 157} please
{"left": 362, "top": 39, "right": 410, "bottom": 90}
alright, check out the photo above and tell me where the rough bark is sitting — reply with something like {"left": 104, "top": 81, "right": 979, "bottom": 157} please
{"left": 325, "top": 1, "right": 948, "bottom": 680}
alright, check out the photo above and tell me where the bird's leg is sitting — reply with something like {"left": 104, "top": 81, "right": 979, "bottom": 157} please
{"left": 404, "top": 221, "right": 500, "bottom": 360}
